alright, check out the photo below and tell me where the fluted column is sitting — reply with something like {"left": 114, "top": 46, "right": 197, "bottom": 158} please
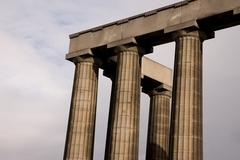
{"left": 64, "top": 54, "right": 99, "bottom": 160}
{"left": 146, "top": 88, "right": 171, "bottom": 160}
{"left": 105, "top": 45, "right": 142, "bottom": 160}
{"left": 169, "top": 30, "right": 207, "bottom": 160}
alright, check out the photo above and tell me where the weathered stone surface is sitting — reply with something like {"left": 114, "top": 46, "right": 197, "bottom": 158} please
{"left": 64, "top": 1, "right": 240, "bottom": 160}
{"left": 104, "top": 55, "right": 172, "bottom": 160}
{"left": 145, "top": 87, "right": 171, "bottom": 160}
{"left": 141, "top": 57, "right": 172, "bottom": 87}
{"left": 105, "top": 45, "right": 142, "bottom": 160}
{"left": 105, "top": 55, "right": 172, "bottom": 88}
{"left": 67, "top": 0, "right": 240, "bottom": 54}
{"left": 169, "top": 30, "right": 206, "bottom": 160}
{"left": 64, "top": 55, "right": 99, "bottom": 160}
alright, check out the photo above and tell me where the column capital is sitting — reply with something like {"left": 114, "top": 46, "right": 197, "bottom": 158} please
{"left": 143, "top": 83, "right": 172, "bottom": 97}
{"left": 173, "top": 29, "right": 215, "bottom": 42}
{"left": 66, "top": 48, "right": 92, "bottom": 60}
{"left": 66, "top": 49, "right": 102, "bottom": 65}
{"left": 151, "top": 88, "right": 172, "bottom": 97}
{"left": 107, "top": 37, "right": 153, "bottom": 56}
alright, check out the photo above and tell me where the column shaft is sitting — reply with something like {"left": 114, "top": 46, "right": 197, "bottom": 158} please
{"left": 64, "top": 57, "right": 99, "bottom": 160}
{"left": 170, "top": 31, "right": 203, "bottom": 160}
{"left": 105, "top": 46, "right": 141, "bottom": 160}
{"left": 146, "top": 91, "right": 171, "bottom": 160}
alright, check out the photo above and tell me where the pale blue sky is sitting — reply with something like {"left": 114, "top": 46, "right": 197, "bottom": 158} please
{"left": 0, "top": 0, "right": 240, "bottom": 160}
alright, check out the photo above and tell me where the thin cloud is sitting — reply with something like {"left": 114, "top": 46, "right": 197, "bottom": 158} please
{"left": 0, "top": 0, "right": 240, "bottom": 160}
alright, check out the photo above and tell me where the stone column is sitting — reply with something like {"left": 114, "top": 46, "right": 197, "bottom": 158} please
{"left": 145, "top": 87, "right": 171, "bottom": 160}
{"left": 169, "top": 30, "right": 208, "bottom": 160}
{"left": 105, "top": 44, "right": 142, "bottom": 160}
{"left": 64, "top": 53, "right": 99, "bottom": 160}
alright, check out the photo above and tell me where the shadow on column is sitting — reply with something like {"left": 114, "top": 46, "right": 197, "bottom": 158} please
{"left": 146, "top": 143, "right": 168, "bottom": 160}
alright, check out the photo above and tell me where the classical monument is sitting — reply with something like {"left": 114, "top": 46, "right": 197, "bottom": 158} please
{"left": 63, "top": 0, "right": 240, "bottom": 159}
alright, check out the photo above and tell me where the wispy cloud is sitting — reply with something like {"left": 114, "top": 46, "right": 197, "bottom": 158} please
{"left": 1, "top": 0, "right": 240, "bottom": 160}
{"left": 0, "top": 27, "right": 70, "bottom": 159}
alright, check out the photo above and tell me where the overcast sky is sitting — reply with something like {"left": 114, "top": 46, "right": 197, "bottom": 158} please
{"left": 0, "top": 0, "right": 240, "bottom": 160}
